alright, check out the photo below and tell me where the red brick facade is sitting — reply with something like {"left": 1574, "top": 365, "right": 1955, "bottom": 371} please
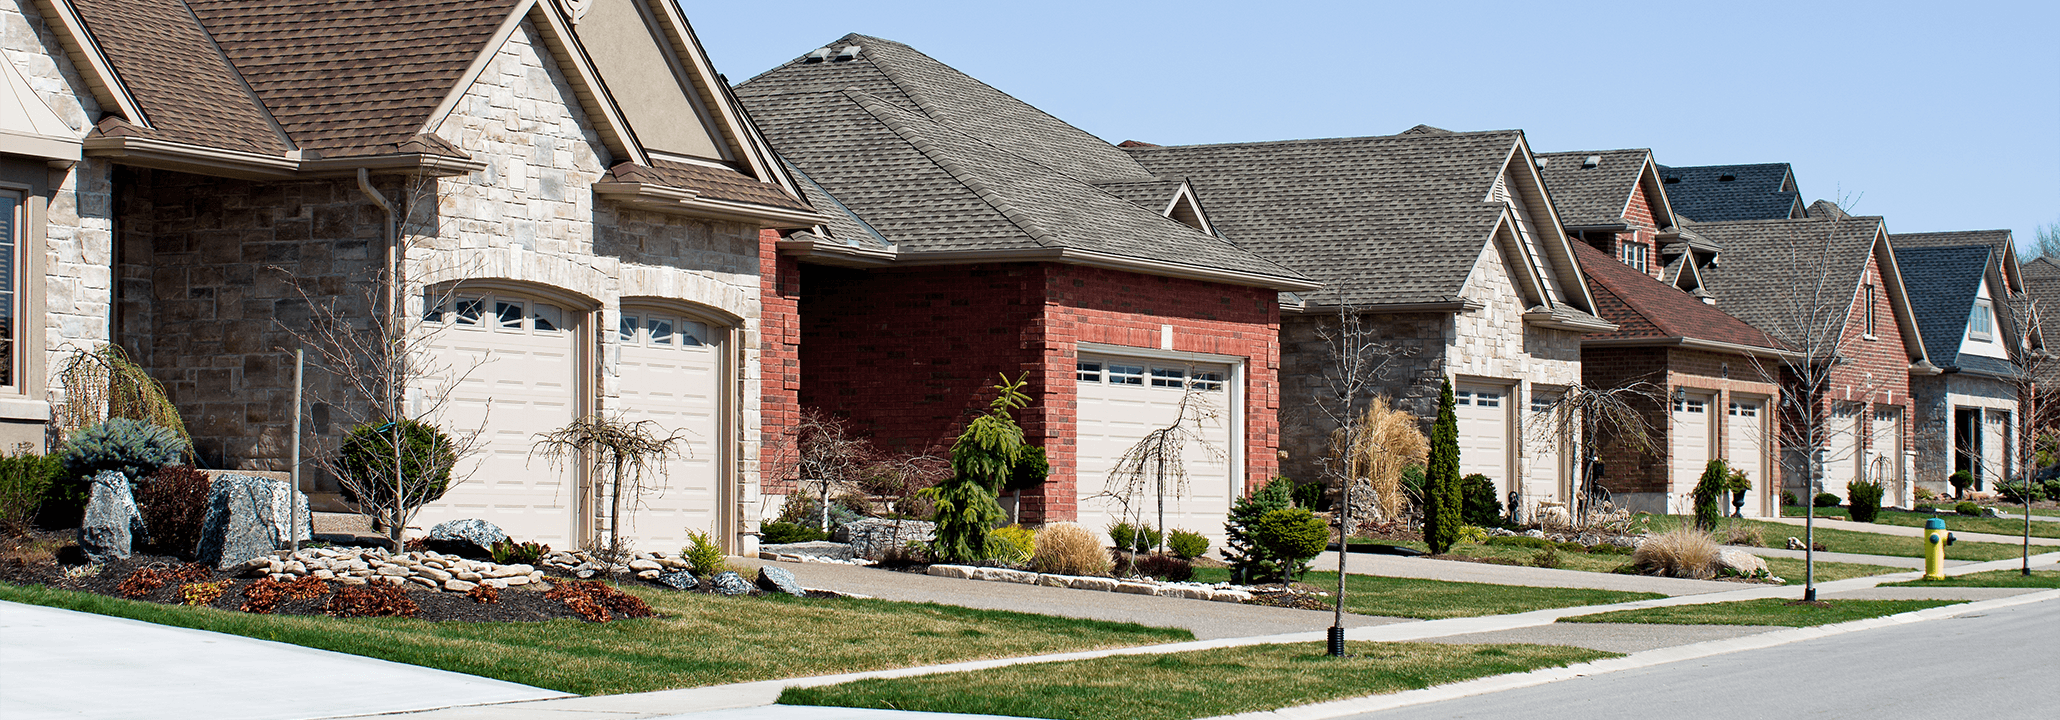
{"left": 1581, "top": 347, "right": 1782, "bottom": 500}
{"left": 1814, "top": 243, "right": 1915, "bottom": 484}
{"left": 759, "top": 253, "right": 1281, "bottom": 524}
{"left": 1579, "top": 178, "right": 1665, "bottom": 279}
{"left": 759, "top": 229, "right": 803, "bottom": 494}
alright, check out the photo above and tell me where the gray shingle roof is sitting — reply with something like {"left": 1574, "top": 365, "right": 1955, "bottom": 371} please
{"left": 1895, "top": 245, "right": 2001, "bottom": 373}
{"left": 1090, "top": 179, "right": 1186, "bottom": 214}
{"left": 1894, "top": 230, "right": 2014, "bottom": 254}
{"left": 1535, "top": 149, "right": 1650, "bottom": 228}
{"left": 1685, "top": 216, "right": 1885, "bottom": 347}
{"left": 735, "top": 36, "right": 1306, "bottom": 287}
{"left": 1657, "top": 163, "right": 1802, "bottom": 222}
{"left": 1124, "top": 131, "right": 1523, "bottom": 306}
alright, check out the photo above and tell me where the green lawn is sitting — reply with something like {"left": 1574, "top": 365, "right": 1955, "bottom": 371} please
{"left": 1882, "top": 570, "right": 2060, "bottom": 589}
{"left": 1638, "top": 515, "right": 2024, "bottom": 561}
{"left": 0, "top": 581, "right": 1189, "bottom": 695}
{"left": 1348, "top": 536, "right": 1898, "bottom": 583}
{"left": 779, "top": 641, "right": 1616, "bottom": 720}
{"left": 1190, "top": 567, "right": 1662, "bottom": 619}
{"left": 1560, "top": 598, "right": 1964, "bottom": 627}
{"left": 1782, "top": 506, "right": 2060, "bottom": 539}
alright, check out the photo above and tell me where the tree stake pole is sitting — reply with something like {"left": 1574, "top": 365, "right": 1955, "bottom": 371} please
{"left": 290, "top": 347, "right": 304, "bottom": 552}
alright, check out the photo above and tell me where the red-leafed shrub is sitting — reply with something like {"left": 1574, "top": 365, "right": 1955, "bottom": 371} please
{"left": 241, "top": 576, "right": 329, "bottom": 614}
{"left": 466, "top": 582, "right": 500, "bottom": 605}
{"left": 545, "top": 579, "right": 654, "bottom": 623}
{"left": 136, "top": 466, "right": 212, "bottom": 557}
{"left": 324, "top": 581, "right": 419, "bottom": 618}
{"left": 116, "top": 562, "right": 213, "bottom": 598}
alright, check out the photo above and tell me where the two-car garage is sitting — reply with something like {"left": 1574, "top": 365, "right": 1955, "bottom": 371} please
{"left": 410, "top": 288, "right": 732, "bottom": 551}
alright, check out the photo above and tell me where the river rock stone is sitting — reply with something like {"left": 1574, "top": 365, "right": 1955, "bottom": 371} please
{"left": 656, "top": 570, "right": 698, "bottom": 590}
{"left": 627, "top": 558, "right": 662, "bottom": 572}
{"left": 425, "top": 519, "right": 508, "bottom": 558}
{"left": 756, "top": 566, "right": 807, "bottom": 597}
{"left": 710, "top": 571, "right": 752, "bottom": 596}
{"left": 836, "top": 518, "right": 935, "bottom": 560}
{"left": 195, "top": 474, "right": 311, "bottom": 569}
{"left": 759, "top": 540, "right": 855, "bottom": 561}
{"left": 79, "top": 471, "right": 145, "bottom": 562}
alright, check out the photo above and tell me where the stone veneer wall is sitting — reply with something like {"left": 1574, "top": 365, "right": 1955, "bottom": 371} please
{"left": 1453, "top": 237, "right": 1582, "bottom": 509}
{"left": 1910, "top": 373, "right": 2018, "bottom": 494}
{"left": 5, "top": 0, "right": 113, "bottom": 449}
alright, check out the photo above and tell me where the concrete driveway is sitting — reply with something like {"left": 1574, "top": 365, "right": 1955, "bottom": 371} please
{"left": 0, "top": 601, "right": 566, "bottom": 720}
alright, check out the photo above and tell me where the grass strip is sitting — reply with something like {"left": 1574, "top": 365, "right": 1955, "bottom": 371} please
{"left": 1758, "top": 556, "right": 1901, "bottom": 583}
{"left": 1558, "top": 598, "right": 1962, "bottom": 627}
{"left": 1640, "top": 515, "right": 2023, "bottom": 561}
{"left": 1189, "top": 567, "right": 1662, "bottom": 619}
{"left": 0, "top": 581, "right": 1188, "bottom": 695}
{"left": 778, "top": 641, "right": 1616, "bottom": 720}
{"left": 1882, "top": 570, "right": 2060, "bottom": 589}
{"left": 1782, "top": 506, "right": 2060, "bottom": 539}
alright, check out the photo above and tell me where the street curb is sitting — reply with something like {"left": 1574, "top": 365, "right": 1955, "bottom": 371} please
{"left": 1202, "top": 588, "right": 2060, "bottom": 720}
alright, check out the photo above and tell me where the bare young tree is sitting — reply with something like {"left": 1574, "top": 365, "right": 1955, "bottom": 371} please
{"left": 1997, "top": 278, "right": 2055, "bottom": 574}
{"left": 766, "top": 408, "right": 877, "bottom": 532}
{"left": 1098, "top": 378, "right": 1221, "bottom": 561}
{"left": 531, "top": 414, "right": 690, "bottom": 559}
{"left": 274, "top": 171, "right": 487, "bottom": 552}
{"left": 1308, "top": 306, "right": 1415, "bottom": 656}
{"left": 1526, "top": 379, "right": 1666, "bottom": 529}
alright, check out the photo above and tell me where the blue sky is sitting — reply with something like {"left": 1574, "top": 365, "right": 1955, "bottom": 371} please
{"left": 685, "top": 1, "right": 2058, "bottom": 249}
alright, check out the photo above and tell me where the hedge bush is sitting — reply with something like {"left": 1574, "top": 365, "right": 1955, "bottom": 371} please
{"left": 1847, "top": 480, "right": 1884, "bottom": 523}
{"left": 1460, "top": 473, "right": 1503, "bottom": 528}
{"left": 0, "top": 453, "right": 61, "bottom": 534}
{"left": 1251, "top": 507, "right": 1328, "bottom": 584}
{"left": 760, "top": 521, "right": 828, "bottom": 545}
{"left": 1107, "top": 521, "right": 1163, "bottom": 553}
{"left": 1955, "top": 501, "right": 1982, "bottom": 517}
{"left": 1224, "top": 476, "right": 1295, "bottom": 583}
{"left": 1166, "top": 528, "right": 1210, "bottom": 560}
{"left": 337, "top": 420, "right": 456, "bottom": 510}
{"left": 1814, "top": 492, "right": 1841, "bottom": 508}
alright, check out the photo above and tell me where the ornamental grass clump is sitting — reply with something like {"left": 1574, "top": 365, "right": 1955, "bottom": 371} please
{"left": 986, "top": 525, "right": 1035, "bottom": 565}
{"left": 1029, "top": 522, "right": 1110, "bottom": 576}
{"left": 1632, "top": 525, "right": 1721, "bottom": 580}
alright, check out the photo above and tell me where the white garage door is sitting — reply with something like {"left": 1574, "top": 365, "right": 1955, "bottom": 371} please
{"left": 1526, "top": 389, "right": 1568, "bottom": 504}
{"left": 415, "top": 292, "right": 580, "bottom": 546}
{"left": 615, "top": 308, "right": 724, "bottom": 550}
{"left": 1872, "top": 407, "right": 1905, "bottom": 506}
{"left": 1821, "top": 403, "right": 1862, "bottom": 501}
{"left": 1672, "top": 392, "right": 1714, "bottom": 507}
{"left": 1074, "top": 357, "right": 1235, "bottom": 546}
{"left": 1455, "top": 383, "right": 1512, "bottom": 500}
{"left": 1726, "top": 398, "right": 1769, "bottom": 517}
{"left": 1981, "top": 409, "right": 2009, "bottom": 490}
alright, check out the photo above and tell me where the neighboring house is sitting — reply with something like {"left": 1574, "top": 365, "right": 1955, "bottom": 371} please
{"left": 1571, "top": 240, "right": 1791, "bottom": 516}
{"left": 1686, "top": 207, "right": 1931, "bottom": 507}
{"left": 735, "top": 35, "right": 1316, "bottom": 543}
{"left": 1657, "top": 163, "right": 1807, "bottom": 222}
{"left": 1894, "top": 240, "right": 2026, "bottom": 494}
{"left": 1536, "top": 149, "right": 1717, "bottom": 298}
{"left": 1125, "top": 126, "right": 1617, "bottom": 517}
{"left": 2023, "top": 256, "right": 2060, "bottom": 410}
{"left": 4, "top": 0, "right": 818, "bottom": 552}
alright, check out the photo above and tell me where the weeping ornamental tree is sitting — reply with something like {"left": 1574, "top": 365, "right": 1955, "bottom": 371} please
{"left": 1423, "top": 379, "right": 1463, "bottom": 554}
{"left": 531, "top": 414, "right": 689, "bottom": 557}
{"left": 923, "top": 374, "right": 1030, "bottom": 564}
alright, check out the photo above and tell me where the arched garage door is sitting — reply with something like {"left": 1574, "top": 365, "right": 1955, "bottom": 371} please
{"left": 1073, "top": 355, "right": 1236, "bottom": 546}
{"left": 614, "top": 305, "right": 727, "bottom": 549}
{"left": 414, "top": 290, "right": 582, "bottom": 546}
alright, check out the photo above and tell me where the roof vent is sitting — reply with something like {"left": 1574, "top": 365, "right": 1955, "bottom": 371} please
{"left": 1535, "top": 158, "right": 1550, "bottom": 168}
{"left": 804, "top": 47, "right": 833, "bottom": 63}
{"left": 1718, "top": 174, "right": 1736, "bottom": 181}
{"left": 1663, "top": 177, "right": 1679, "bottom": 184}
{"left": 1582, "top": 155, "right": 1601, "bottom": 169}
{"left": 834, "top": 45, "right": 862, "bottom": 61}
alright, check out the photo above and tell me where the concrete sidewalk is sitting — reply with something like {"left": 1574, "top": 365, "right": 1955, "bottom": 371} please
{"left": 0, "top": 601, "right": 567, "bottom": 720}
{"left": 1312, "top": 551, "right": 1740, "bottom": 596}
{"left": 1765, "top": 515, "right": 2060, "bottom": 546}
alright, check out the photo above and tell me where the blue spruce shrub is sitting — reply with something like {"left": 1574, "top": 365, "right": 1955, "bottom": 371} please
{"left": 55, "top": 419, "right": 189, "bottom": 506}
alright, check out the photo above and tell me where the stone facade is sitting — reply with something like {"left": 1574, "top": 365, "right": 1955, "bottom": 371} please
{"left": 1910, "top": 372, "right": 2017, "bottom": 494}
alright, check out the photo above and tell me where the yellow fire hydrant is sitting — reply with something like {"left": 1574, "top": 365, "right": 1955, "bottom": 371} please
{"left": 1923, "top": 518, "right": 1948, "bottom": 581}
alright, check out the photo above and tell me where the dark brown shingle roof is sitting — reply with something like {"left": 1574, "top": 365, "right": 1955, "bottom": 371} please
{"left": 1574, "top": 240, "right": 1783, "bottom": 351}
{"left": 185, "top": 0, "right": 519, "bottom": 156}
{"left": 69, "top": 0, "right": 290, "bottom": 154}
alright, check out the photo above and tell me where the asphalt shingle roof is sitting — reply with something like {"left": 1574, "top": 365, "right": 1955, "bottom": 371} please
{"left": 69, "top": 0, "right": 291, "bottom": 154}
{"left": 1893, "top": 245, "right": 1996, "bottom": 372}
{"left": 1535, "top": 149, "right": 1650, "bottom": 228}
{"left": 183, "top": 0, "right": 517, "bottom": 156}
{"left": 1123, "top": 131, "right": 1521, "bottom": 306}
{"left": 734, "top": 36, "right": 1306, "bottom": 286}
{"left": 1685, "top": 216, "right": 1884, "bottom": 348}
{"left": 1574, "top": 240, "right": 1783, "bottom": 350}
{"left": 1657, "top": 163, "right": 1801, "bottom": 222}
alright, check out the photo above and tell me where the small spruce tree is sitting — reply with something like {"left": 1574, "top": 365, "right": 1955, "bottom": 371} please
{"left": 1692, "top": 458, "right": 1728, "bottom": 531}
{"left": 1224, "top": 476, "right": 1296, "bottom": 583}
{"left": 1424, "top": 379, "right": 1462, "bottom": 554}
{"left": 923, "top": 374, "right": 1029, "bottom": 563}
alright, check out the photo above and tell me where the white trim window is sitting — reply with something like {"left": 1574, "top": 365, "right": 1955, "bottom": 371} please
{"left": 1618, "top": 240, "right": 1649, "bottom": 273}
{"left": 1076, "top": 360, "right": 1102, "bottom": 382}
{"left": 1108, "top": 364, "right": 1145, "bottom": 385}
{"left": 1969, "top": 299, "right": 1994, "bottom": 341}
{"left": 424, "top": 292, "right": 569, "bottom": 337}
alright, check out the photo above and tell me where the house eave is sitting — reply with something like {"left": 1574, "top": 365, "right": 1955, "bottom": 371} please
{"left": 1581, "top": 336, "right": 1801, "bottom": 361}
{"left": 777, "top": 240, "right": 1320, "bottom": 292}
{"left": 83, "top": 136, "right": 486, "bottom": 180}
{"left": 594, "top": 181, "right": 825, "bottom": 229}
{"left": 0, "top": 129, "right": 82, "bottom": 164}
{"left": 1522, "top": 308, "right": 1619, "bottom": 334}
{"left": 1285, "top": 299, "right": 1485, "bottom": 315}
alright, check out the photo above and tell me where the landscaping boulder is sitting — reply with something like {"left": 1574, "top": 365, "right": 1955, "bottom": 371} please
{"left": 710, "top": 571, "right": 752, "bottom": 596}
{"left": 79, "top": 471, "right": 145, "bottom": 563}
{"left": 195, "top": 474, "right": 312, "bottom": 569}
{"left": 656, "top": 570, "right": 699, "bottom": 591}
{"left": 836, "top": 518, "right": 934, "bottom": 560}
{"left": 1717, "top": 548, "right": 1769, "bottom": 577}
{"left": 759, "top": 540, "right": 855, "bottom": 562}
{"left": 756, "top": 566, "right": 807, "bottom": 597}
{"left": 425, "top": 519, "right": 508, "bottom": 558}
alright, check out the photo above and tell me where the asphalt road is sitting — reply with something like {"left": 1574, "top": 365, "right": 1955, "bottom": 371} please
{"left": 1347, "top": 595, "right": 2060, "bottom": 720}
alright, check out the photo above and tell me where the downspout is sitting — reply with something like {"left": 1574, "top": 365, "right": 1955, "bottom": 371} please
{"left": 356, "top": 168, "right": 402, "bottom": 550}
